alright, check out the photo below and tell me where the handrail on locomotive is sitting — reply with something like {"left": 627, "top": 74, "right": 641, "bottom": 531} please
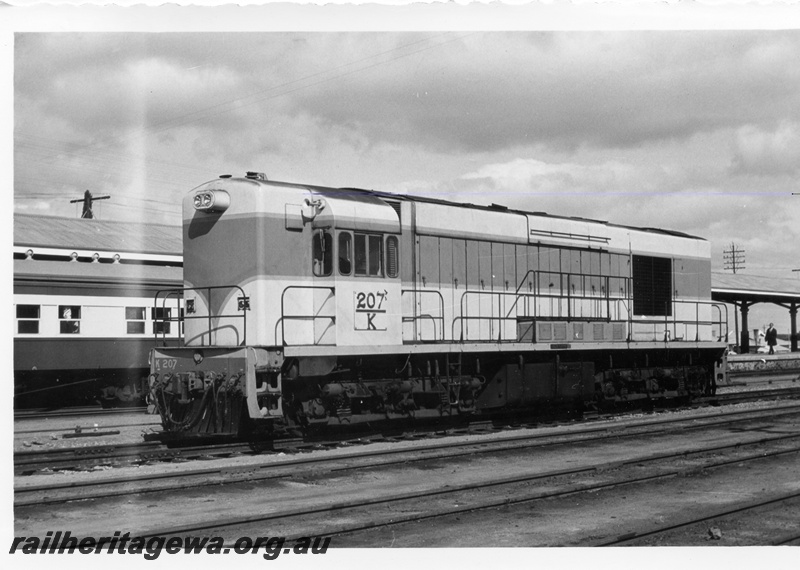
{"left": 272, "top": 268, "right": 727, "bottom": 347}
{"left": 402, "top": 288, "right": 446, "bottom": 342}
{"left": 153, "top": 285, "right": 249, "bottom": 347}
{"left": 280, "top": 285, "right": 337, "bottom": 347}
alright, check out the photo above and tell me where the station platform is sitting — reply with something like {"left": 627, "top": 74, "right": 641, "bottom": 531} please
{"left": 727, "top": 352, "right": 800, "bottom": 375}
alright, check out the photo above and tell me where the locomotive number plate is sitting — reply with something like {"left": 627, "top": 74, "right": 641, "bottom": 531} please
{"left": 353, "top": 290, "right": 388, "bottom": 331}
{"left": 153, "top": 358, "right": 178, "bottom": 371}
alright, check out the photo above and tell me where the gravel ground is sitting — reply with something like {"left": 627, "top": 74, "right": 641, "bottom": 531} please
{"left": 15, "top": 404, "right": 800, "bottom": 543}
{"left": 331, "top": 450, "right": 800, "bottom": 547}
{"left": 14, "top": 397, "right": 800, "bottom": 491}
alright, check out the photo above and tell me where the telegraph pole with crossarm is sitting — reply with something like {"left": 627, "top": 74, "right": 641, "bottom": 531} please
{"left": 70, "top": 190, "right": 111, "bottom": 219}
{"left": 723, "top": 242, "right": 746, "bottom": 351}
{"left": 723, "top": 242, "right": 746, "bottom": 274}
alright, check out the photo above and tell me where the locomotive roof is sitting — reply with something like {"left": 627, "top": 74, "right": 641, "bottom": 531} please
{"left": 255, "top": 178, "right": 705, "bottom": 242}
{"left": 14, "top": 214, "right": 182, "bottom": 255}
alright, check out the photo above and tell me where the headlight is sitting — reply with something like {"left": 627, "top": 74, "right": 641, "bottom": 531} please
{"left": 193, "top": 190, "right": 230, "bottom": 213}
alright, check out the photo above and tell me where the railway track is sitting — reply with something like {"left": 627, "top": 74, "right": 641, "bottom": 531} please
{"left": 14, "top": 406, "right": 148, "bottom": 421}
{"left": 14, "top": 384, "right": 800, "bottom": 476}
{"left": 597, "top": 490, "right": 800, "bottom": 546}
{"left": 74, "top": 414, "right": 800, "bottom": 543}
{"left": 700, "top": 386, "right": 800, "bottom": 406}
{"left": 14, "top": 402, "right": 800, "bottom": 507}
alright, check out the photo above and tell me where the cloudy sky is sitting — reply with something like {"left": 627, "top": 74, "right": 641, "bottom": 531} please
{"left": 11, "top": 25, "right": 800, "bottom": 332}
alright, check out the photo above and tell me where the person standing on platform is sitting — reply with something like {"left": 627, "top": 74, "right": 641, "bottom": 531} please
{"left": 765, "top": 323, "right": 778, "bottom": 355}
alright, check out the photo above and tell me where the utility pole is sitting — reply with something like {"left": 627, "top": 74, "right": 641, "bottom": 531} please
{"left": 723, "top": 242, "right": 746, "bottom": 274}
{"left": 70, "top": 190, "right": 110, "bottom": 219}
{"left": 723, "top": 242, "right": 746, "bottom": 352}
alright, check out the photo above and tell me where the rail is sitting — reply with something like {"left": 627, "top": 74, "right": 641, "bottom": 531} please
{"left": 153, "top": 285, "right": 248, "bottom": 347}
{"left": 280, "top": 285, "right": 336, "bottom": 346}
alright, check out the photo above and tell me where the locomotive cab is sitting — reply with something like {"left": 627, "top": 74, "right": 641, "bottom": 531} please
{"left": 148, "top": 175, "right": 405, "bottom": 438}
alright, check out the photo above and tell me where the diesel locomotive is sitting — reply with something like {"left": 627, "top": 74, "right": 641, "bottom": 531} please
{"left": 149, "top": 172, "right": 728, "bottom": 439}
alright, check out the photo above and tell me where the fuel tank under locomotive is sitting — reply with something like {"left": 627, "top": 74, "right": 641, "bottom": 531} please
{"left": 149, "top": 346, "right": 723, "bottom": 439}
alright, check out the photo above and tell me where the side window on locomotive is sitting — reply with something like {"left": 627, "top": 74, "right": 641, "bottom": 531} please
{"left": 354, "top": 233, "right": 383, "bottom": 277}
{"left": 338, "top": 232, "right": 352, "bottom": 275}
{"left": 386, "top": 235, "right": 399, "bottom": 278}
{"left": 312, "top": 230, "right": 333, "bottom": 277}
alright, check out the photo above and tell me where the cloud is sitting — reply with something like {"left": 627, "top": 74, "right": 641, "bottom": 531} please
{"left": 13, "top": 201, "right": 51, "bottom": 213}
{"left": 13, "top": 30, "right": 800, "bottom": 256}
{"left": 730, "top": 122, "right": 800, "bottom": 176}
{"left": 290, "top": 32, "right": 800, "bottom": 153}
{"left": 388, "top": 153, "right": 800, "bottom": 277}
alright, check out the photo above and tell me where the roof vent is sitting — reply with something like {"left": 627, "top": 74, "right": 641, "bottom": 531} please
{"left": 245, "top": 171, "right": 268, "bottom": 181}
{"left": 219, "top": 174, "right": 232, "bottom": 179}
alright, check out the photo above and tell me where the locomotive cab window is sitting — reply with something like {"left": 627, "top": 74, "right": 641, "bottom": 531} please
{"left": 16, "top": 304, "right": 40, "bottom": 334}
{"left": 632, "top": 255, "right": 673, "bottom": 316}
{"left": 338, "top": 232, "right": 352, "bottom": 275}
{"left": 354, "top": 233, "right": 383, "bottom": 277}
{"left": 312, "top": 230, "right": 333, "bottom": 277}
{"left": 59, "top": 305, "right": 81, "bottom": 334}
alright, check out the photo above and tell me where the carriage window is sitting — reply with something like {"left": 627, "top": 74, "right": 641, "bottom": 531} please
{"left": 152, "top": 307, "right": 172, "bottom": 335}
{"left": 126, "top": 306, "right": 146, "bottom": 334}
{"left": 16, "top": 304, "right": 40, "bottom": 334}
{"left": 338, "top": 232, "right": 352, "bottom": 275}
{"left": 312, "top": 230, "right": 333, "bottom": 277}
{"left": 354, "top": 233, "right": 383, "bottom": 277}
{"left": 386, "top": 235, "right": 399, "bottom": 278}
{"left": 59, "top": 305, "right": 81, "bottom": 334}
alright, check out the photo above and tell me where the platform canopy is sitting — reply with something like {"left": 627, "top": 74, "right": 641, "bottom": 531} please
{"left": 711, "top": 272, "right": 800, "bottom": 353}
{"left": 712, "top": 272, "right": 800, "bottom": 304}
